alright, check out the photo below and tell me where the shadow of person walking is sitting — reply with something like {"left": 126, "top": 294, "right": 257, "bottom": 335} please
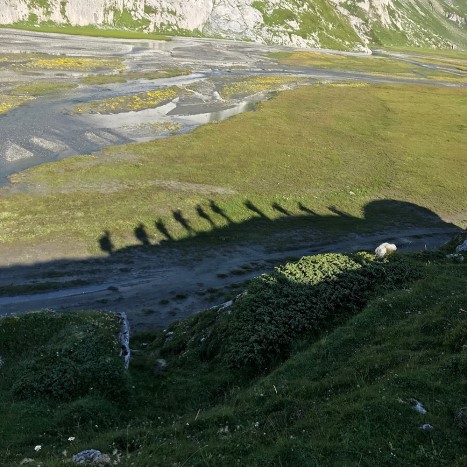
{"left": 134, "top": 223, "right": 151, "bottom": 246}
{"left": 209, "top": 200, "right": 233, "bottom": 224}
{"left": 173, "top": 209, "right": 196, "bottom": 236}
{"left": 196, "top": 204, "right": 216, "bottom": 228}
{"left": 98, "top": 230, "right": 114, "bottom": 255}
{"left": 155, "top": 218, "right": 174, "bottom": 241}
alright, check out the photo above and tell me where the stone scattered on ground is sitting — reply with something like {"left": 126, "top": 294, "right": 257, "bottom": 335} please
{"left": 455, "top": 239, "right": 467, "bottom": 254}
{"left": 446, "top": 253, "right": 464, "bottom": 262}
{"left": 154, "top": 358, "right": 168, "bottom": 375}
{"left": 421, "top": 423, "right": 434, "bottom": 431}
{"left": 410, "top": 399, "right": 427, "bottom": 414}
{"left": 72, "top": 449, "right": 111, "bottom": 465}
{"left": 455, "top": 408, "right": 467, "bottom": 431}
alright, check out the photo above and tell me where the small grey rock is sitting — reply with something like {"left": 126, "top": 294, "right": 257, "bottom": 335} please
{"left": 154, "top": 358, "right": 168, "bottom": 375}
{"left": 72, "top": 449, "right": 111, "bottom": 465}
{"left": 421, "top": 423, "right": 434, "bottom": 431}
{"left": 410, "top": 399, "right": 427, "bottom": 414}
{"left": 455, "top": 407, "right": 467, "bottom": 431}
{"left": 455, "top": 239, "right": 467, "bottom": 254}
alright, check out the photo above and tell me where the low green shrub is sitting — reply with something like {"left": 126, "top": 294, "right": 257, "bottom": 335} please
{"left": 220, "top": 253, "right": 420, "bottom": 371}
{"left": 2, "top": 313, "right": 130, "bottom": 403}
{"left": 55, "top": 394, "right": 123, "bottom": 431}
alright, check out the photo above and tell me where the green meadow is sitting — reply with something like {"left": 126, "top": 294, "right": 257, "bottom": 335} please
{"left": 1, "top": 83, "right": 466, "bottom": 256}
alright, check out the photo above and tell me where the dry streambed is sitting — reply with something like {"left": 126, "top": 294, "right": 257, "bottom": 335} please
{"left": 1, "top": 29, "right": 465, "bottom": 183}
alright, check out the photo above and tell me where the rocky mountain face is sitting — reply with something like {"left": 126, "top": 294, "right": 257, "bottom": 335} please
{"left": 0, "top": 0, "right": 465, "bottom": 50}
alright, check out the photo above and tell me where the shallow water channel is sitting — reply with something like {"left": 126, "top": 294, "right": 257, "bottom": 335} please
{"left": 1, "top": 29, "right": 465, "bottom": 185}
{"left": 0, "top": 71, "right": 269, "bottom": 184}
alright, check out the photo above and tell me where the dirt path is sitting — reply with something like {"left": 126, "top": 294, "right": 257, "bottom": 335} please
{"left": 0, "top": 225, "right": 461, "bottom": 332}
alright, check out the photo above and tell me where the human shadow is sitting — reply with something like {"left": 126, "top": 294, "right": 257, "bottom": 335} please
{"left": 134, "top": 223, "right": 151, "bottom": 246}
{"left": 196, "top": 204, "right": 216, "bottom": 228}
{"left": 209, "top": 200, "right": 233, "bottom": 224}
{"left": 155, "top": 218, "right": 173, "bottom": 241}
{"left": 272, "top": 202, "right": 291, "bottom": 216}
{"left": 173, "top": 210, "right": 196, "bottom": 236}
{"left": 244, "top": 200, "right": 268, "bottom": 219}
{"left": 98, "top": 230, "right": 114, "bottom": 255}
{"left": 298, "top": 202, "right": 317, "bottom": 215}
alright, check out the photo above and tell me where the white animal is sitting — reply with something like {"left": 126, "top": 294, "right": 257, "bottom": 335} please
{"left": 375, "top": 242, "right": 397, "bottom": 259}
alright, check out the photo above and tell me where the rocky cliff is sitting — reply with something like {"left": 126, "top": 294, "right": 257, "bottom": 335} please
{"left": 0, "top": 0, "right": 466, "bottom": 50}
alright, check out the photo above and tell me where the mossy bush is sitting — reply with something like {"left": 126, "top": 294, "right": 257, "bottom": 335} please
{"left": 157, "top": 252, "right": 420, "bottom": 374}
{"left": 55, "top": 394, "right": 124, "bottom": 431}
{"left": 218, "top": 253, "right": 420, "bottom": 371}
{"left": 0, "top": 312, "right": 129, "bottom": 403}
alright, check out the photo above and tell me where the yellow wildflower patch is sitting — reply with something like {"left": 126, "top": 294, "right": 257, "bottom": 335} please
{"left": 12, "top": 55, "right": 124, "bottom": 72}
{"left": 219, "top": 75, "right": 309, "bottom": 99}
{"left": 76, "top": 87, "right": 181, "bottom": 114}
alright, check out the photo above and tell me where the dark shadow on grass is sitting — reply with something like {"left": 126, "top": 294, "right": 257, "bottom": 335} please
{"left": 173, "top": 210, "right": 196, "bottom": 236}
{"left": 98, "top": 230, "right": 114, "bottom": 255}
{"left": 272, "top": 202, "right": 291, "bottom": 216}
{"left": 0, "top": 200, "right": 462, "bottom": 311}
{"left": 155, "top": 218, "right": 173, "bottom": 241}
{"left": 134, "top": 223, "right": 151, "bottom": 246}
{"left": 244, "top": 200, "right": 268, "bottom": 219}
{"left": 298, "top": 202, "right": 317, "bottom": 215}
{"left": 209, "top": 200, "right": 233, "bottom": 224}
{"left": 196, "top": 205, "right": 216, "bottom": 228}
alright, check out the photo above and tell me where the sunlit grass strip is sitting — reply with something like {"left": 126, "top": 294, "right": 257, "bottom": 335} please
{"left": 76, "top": 86, "right": 181, "bottom": 114}
{"left": 271, "top": 51, "right": 467, "bottom": 83}
{"left": 13, "top": 55, "right": 124, "bottom": 72}
{"left": 219, "top": 75, "right": 310, "bottom": 98}
{"left": 11, "top": 82, "right": 77, "bottom": 96}
{"left": 2, "top": 23, "right": 171, "bottom": 41}
{"left": 81, "top": 68, "right": 191, "bottom": 85}
{"left": 270, "top": 51, "right": 422, "bottom": 74}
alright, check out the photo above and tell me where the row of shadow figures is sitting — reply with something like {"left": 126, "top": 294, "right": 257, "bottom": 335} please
{"left": 98, "top": 199, "right": 456, "bottom": 254}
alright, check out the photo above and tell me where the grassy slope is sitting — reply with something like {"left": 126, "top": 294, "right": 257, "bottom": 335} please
{"left": 0, "top": 311, "right": 127, "bottom": 464}
{"left": 337, "top": 0, "right": 467, "bottom": 49}
{"left": 1, "top": 83, "right": 466, "bottom": 255}
{"left": 252, "top": 0, "right": 363, "bottom": 50}
{"left": 1, "top": 249, "right": 466, "bottom": 466}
